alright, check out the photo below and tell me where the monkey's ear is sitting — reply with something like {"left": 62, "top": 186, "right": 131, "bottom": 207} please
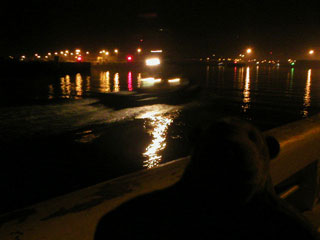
{"left": 265, "top": 135, "right": 280, "bottom": 159}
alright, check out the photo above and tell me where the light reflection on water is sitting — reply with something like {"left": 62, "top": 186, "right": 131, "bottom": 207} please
{"left": 48, "top": 84, "right": 54, "bottom": 99}
{"left": 137, "top": 110, "right": 179, "bottom": 168}
{"left": 290, "top": 68, "right": 294, "bottom": 91}
{"left": 302, "top": 69, "right": 312, "bottom": 117}
{"left": 255, "top": 66, "right": 259, "bottom": 85}
{"left": 242, "top": 67, "right": 251, "bottom": 113}
{"left": 95, "top": 71, "right": 183, "bottom": 93}
{"left": 128, "top": 72, "right": 133, "bottom": 91}
{"left": 137, "top": 73, "right": 141, "bottom": 88}
{"left": 4, "top": 67, "right": 320, "bottom": 172}
{"left": 209, "top": 65, "right": 320, "bottom": 120}
{"left": 57, "top": 74, "right": 91, "bottom": 98}
{"left": 86, "top": 76, "right": 91, "bottom": 92}
{"left": 75, "top": 73, "right": 83, "bottom": 96}
{"left": 60, "top": 75, "right": 71, "bottom": 98}
{"left": 233, "top": 66, "right": 237, "bottom": 84}
{"left": 99, "top": 71, "right": 111, "bottom": 93}
{"left": 44, "top": 66, "right": 320, "bottom": 121}
{"left": 5, "top": 65, "right": 320, "bottom": 215}
{"left": 206, "top": 65, "right": 210, "bottom": 84}
{"left": 3, "top": 66, "right": 320, "bottom": 189}
{"left": 48, "top": 70, "right": 184, "bottom": 99}
{"left": 114, "top": 73, "right": 120, "bottom": 92}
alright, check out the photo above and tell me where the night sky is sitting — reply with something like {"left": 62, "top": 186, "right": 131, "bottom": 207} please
{"left": 1, "top": 0, "right": 320, "bottom": 59}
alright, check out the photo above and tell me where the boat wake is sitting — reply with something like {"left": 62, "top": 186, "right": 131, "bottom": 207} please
{"left": 0, "top": 98, "right": 184, "bottom": 144}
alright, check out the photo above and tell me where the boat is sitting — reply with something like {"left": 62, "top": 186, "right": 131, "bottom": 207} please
{"left": 91, "top": 78, "right": 200, "bottom": 109}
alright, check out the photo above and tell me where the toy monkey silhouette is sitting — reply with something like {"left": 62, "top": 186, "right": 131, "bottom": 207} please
{"left": 95, "top": 118, "right": 319, "bottom": 240}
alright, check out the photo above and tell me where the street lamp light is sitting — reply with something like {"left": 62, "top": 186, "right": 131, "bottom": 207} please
{"left": 246, "top": 48, "right": 252, "bottom": 54}
{"left": 309, "top": 50, "right": 314, "bottom": 55}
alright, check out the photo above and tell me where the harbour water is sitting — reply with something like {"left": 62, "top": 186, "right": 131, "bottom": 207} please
{"left": 1, "top": 63, "right": 320, "bottom": 214}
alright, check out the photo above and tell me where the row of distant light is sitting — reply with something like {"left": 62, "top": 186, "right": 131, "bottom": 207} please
{"left": 245, "top": 48, "right": 319, "bottom": 57}
{"left": 204, "top": 48, "right": 297, "bottom": 64}
{"left": 203, "top": 57, "right": 280, "bottom": 62}
{"left": 98, "top": 48, "right": 162, "bottom": 55}
{"left": 202, "top": 57, "right": 297, "bottom": 66}
{"left": 19, "top": 48, "right": 162, "bottom": 59}
{"left": 20, "top": 49, "right": 89, "bottom": 60}
{"left": 99, "top": 49, "right": 119, "bottom": 55}
{"left": 202, "top": 48, "right": 251, "bottom": 61}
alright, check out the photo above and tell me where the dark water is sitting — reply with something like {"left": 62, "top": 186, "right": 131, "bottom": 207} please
{"left": 1, "top": 63, "right": 320, "bottom": 214}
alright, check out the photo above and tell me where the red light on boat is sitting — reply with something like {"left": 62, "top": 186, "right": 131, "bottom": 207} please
{"left": 127, "top": 55, "right": 133, "bottom": 62}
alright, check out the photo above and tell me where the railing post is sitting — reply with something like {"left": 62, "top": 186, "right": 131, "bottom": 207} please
{"left": 277, "top": 160, "right": 320, "bottom": 211}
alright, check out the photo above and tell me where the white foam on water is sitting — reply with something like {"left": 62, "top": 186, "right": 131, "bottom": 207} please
{"left": 0, "top": 98, "right": 185, "bottom": 142}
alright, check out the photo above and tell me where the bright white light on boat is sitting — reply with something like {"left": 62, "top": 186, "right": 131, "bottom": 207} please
{"left": 168, "top": 78, "right": 180, "bottom": 83}
{"left": 150, "top": 50, "right": 162, "bottom": 53}
{"left": 146, "top": 58, "right": 161, "bottom": 66}
{"left": 141, "top": 77, "right": 161, "bottom": 83}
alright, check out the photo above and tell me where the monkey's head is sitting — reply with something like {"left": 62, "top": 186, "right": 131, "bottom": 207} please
{"left": 180, "top": 118, "right": 280, "bottom": 205}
